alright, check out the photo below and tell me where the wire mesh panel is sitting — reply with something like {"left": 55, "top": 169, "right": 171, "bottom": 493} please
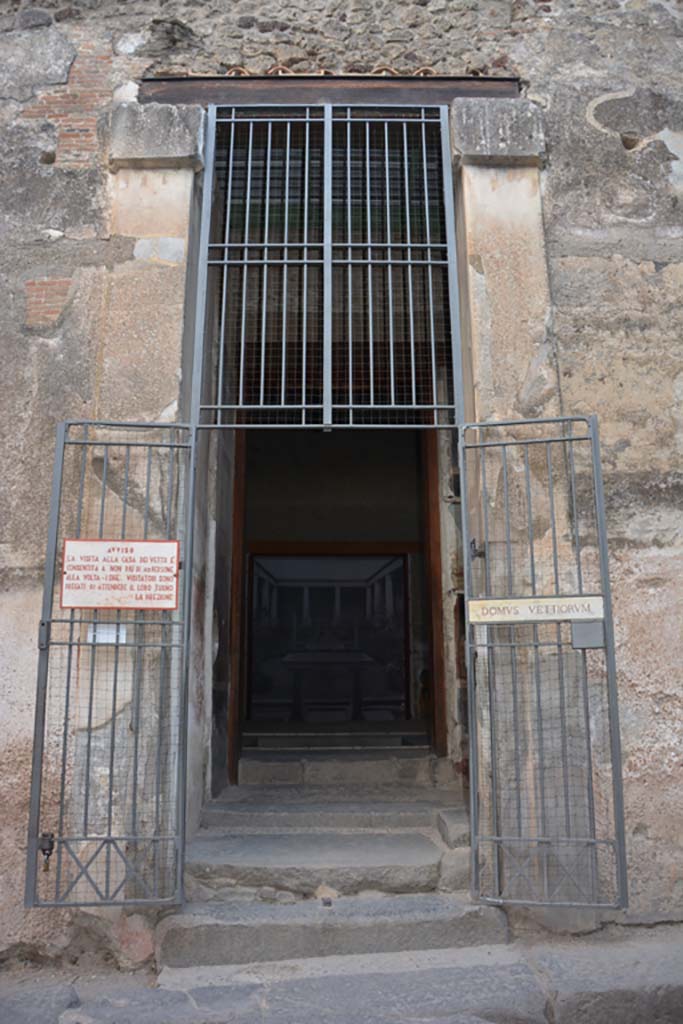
{"left": 201, "top": 105, "right": 461, "bottom": 428}
{"left": 26, "top": 422, "right": 194, "bottom": 907}
{"left": 460, "top": 416, "right": 627, "bottom": 908}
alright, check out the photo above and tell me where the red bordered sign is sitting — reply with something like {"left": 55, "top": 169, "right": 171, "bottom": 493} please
{"left": 60, "top": 539, "right": 180, "bottom": 611}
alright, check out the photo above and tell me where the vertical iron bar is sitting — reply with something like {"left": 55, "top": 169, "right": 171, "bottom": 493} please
{"left": 301, "top": 111, "right": 310, "bottom": 423}
{"left": 238, "top": 121, "right": 255, "bottom": 408}
{"left": 590, "top": 415, "right": 628, "bottom": 907}
{"left": 347, "top": 109, "right": 354, "bottom": 423}
{"left": 580, "top": 649, "right": 599, "bottom": 897}
{"left": 280, "top": 121, "right": 291, "bottom": 406}
{"left": 259, "top": 121, "right": 273, "bottom": 406}
{"left": 366, "top": 120, "right": 375, "bottom": 407}
{"left": 190, "top": 105, "right": 216, "bottom": 426}
{"left": 323, "top": 104, "right": 333, "bottom": 427}
{"left": 104, "top": 445, "right": 130, "bottom": 898}
{"left": 480, "top": 446, "right": 501, "bottom": 897}
{"left": 402, "top": 121, "right": 416, "bottom": 406}
{"left": 458, "top": 428, "right": 480, "bottom": 901}
{"left": 524, "top": 446, "right": 549, "bottom": 900}
{"left": 83, "top": 446, "right": 109, "bottom": 835}
{"left": 25, "top": 421, "right": 67, "bottom": 907}
{"left": 384, "top": 120, "right": 395, "bottom": 407}
{"left": 421, "top": 114, "right": 438, "bottom": 423}
{"left": 547, "top": 442, "right": 572, "bottom": 836}
{"left": 131, "top": 446, "right": 153, "bottom": 837}
{"left": 566, "top": 424, "right": 584, "bottom": 593}
{"left": 439, "top": 106, "right": 465, "bottom": 424}
{"left": 154, "top": 440, "right": 175, "bottom": 896}
{"left": 501, "top": 447, "right": 514, "bottom": 596}
{"left": 177, "top": 426, "right": 197, "bottom": 903}
{"left": 216, "top": 109, "right": 235, "bottom": 424}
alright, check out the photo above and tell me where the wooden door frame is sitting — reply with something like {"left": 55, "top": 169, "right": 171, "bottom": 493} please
{"left": 421, "top": 431, "right": 448, "bottom": 757}
{"left": 225, "top": 431, "right": 449, "bottom": 780}
{"left": 227, "top": 431, "right": 246, "bottom": 784}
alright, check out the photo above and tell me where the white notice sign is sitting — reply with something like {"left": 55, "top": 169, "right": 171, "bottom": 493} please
{"left": 61, "top": 539, "right": 180, "bottom": 611}
{"left": 468, "top": 595, "right": 604, "bottom": 624}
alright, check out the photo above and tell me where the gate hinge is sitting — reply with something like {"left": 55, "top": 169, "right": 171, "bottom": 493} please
{"left": 38, "top": 620, "right": 51, "bottom": 650}
{"left": 470, "top": 539, "right": 486, "bottom": 560}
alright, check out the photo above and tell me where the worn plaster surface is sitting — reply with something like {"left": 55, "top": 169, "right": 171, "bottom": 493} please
{"left": 0, "top": 0, "right": 682, "bottom": 962}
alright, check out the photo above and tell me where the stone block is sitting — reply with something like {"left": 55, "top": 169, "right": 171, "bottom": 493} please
{"left": 451, "top": 98, "right": 546, "bottom": 167}
{"left": 438, "top": 847, "right": 470, "bottom": 891}
{"left": 110, "top": 102, "right": 205, "bottom": 171}
{"left": 109, "top": 168, "right": 194, "bottom": 239}
{"left": 437, "top": 809, "right": 470, "bottom": 848}
{"left": 0, "top": 26, "right": 74, "bottom": 102}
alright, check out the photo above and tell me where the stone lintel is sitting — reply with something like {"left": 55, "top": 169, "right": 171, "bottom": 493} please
{"left": 451, "top": 98, "right": 545, "bottom": 167}
{"left": 109, "top": 102, "right": 205, "bottom": 171}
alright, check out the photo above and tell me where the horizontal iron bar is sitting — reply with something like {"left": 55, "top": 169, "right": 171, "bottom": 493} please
{"left": 196, "top": 422, "right": 455, "bottom": 430}
{"left": 463, "top": 433, "right": 591, "bottom": 450}
{"left": 480, "top": 896, "right": 621, "bottom": 910}
{"left": 463, "top": 415, "right": 591, "bottom": 432}
{"left": 479, "top": 835, "right": 616, "bottom": 846}
{"left": 48, "top": 641, "right": 184, "bottom": 650}
{"left": 54, "top": 834, "right": 177, "bottom": 842}
{"left": 208, "top": 242, "right": 447, "bottom": 250}
{"left": 201, "top": 402, "right": 456, "bottom": 411}
{"left": 64, "top": 419, "right": 192, "bottom": 430}
{"left": 64, "top": 439, "right": 191, "bottom": 450}
{"left": 208, "top": 257, "right": 447, "bottom": 266}
{"left": 34, "top": 898, "right": 181, "bottom": 908}
{"left": 216, "top": 115, "right": 440, "bottom": 125}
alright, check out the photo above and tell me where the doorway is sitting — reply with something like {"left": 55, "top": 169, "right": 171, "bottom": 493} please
{"left": 216, "top": 429, "right": 447, "bottom": 779}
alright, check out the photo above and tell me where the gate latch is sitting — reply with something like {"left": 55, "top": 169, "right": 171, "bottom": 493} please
{"left": 38, "top": 620, "right": 51, "bottom": 651}
{"left": 38, "top": 832, "right": 55, "bottom": 872}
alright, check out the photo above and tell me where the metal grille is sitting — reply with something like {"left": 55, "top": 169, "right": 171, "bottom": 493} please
{"left": 201, "top": 105, "right": 461, "bottom": 427}
{"left": 26, "top": 423, "right": 194, "bottom": 906}
{"left": 460, "top": 416, "right": 627, "bottom": 908}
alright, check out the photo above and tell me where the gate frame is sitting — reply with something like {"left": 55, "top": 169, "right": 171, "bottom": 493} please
{"left": 458, "top": 414, "right": 628, "bottom": 909}
{"left": 25, "top": 420, "right": 198, "bottom": 908}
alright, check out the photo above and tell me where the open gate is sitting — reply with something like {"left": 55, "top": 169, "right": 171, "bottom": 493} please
{"left": 25, "top": 422, "right": 195, "bottom": 906}
{"left": 460, "top": 416, "right": 627, "bottom": 908}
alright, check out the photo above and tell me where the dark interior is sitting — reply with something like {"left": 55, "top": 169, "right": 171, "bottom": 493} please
{"left": 243, "top": 430, "right": 431, "bottom": 733}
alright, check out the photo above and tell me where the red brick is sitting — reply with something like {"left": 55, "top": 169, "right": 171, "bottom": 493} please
{"left": 20, "top": 39, "right": 111, "bottom": 168}
{"left": 25, "top": 278, "right": 73, "bottom": 328}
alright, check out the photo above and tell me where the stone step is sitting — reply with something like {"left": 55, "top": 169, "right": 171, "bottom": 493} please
{"left": 156, "top": 893, "right": 508, "bottom": 968}
{"left": 201, "top": 793, "right": 468, "bottom": 835}
{"left": 185, "top": 830, "right": 446, "bottom": 897}
{"left": 238, "top": 751, "right": 456, "bottom": 787}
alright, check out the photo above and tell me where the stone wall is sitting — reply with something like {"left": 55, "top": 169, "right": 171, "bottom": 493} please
{"left": 1, "top": 0, "right": 681, "bottom": 957}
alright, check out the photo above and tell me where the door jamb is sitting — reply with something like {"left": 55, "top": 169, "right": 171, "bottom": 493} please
{"left": 227, "top": 432, "right": 246, "bottom": 785}
{"left": 422, "top": 431, "right": 448, "bottom": 756}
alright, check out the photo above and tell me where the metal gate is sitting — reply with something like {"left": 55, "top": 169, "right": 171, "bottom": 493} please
{"left": 460, "top": 416, "right": 627, "bottom": 907}
{"left": 25, "top": 422, "right": 195, "bottom": 906}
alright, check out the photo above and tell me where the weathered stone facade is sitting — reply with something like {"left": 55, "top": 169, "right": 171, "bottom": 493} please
{"left": 1, "top": 0, "right": 681, "bottom": 962}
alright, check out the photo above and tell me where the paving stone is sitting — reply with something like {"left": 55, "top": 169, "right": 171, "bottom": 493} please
{"left": 0, "top": 981, "right": 80, "bottom": 1024}
{"left": 530, "top": 937, "right": 683, "bottom": 1024}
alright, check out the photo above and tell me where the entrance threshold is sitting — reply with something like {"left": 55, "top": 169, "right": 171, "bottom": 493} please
{"left": 242, "top": 720, "right": 430, "bottom": 753}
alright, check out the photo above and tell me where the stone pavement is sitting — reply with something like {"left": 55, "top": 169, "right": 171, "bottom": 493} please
{"left": 1, "top": 925, "right": 682, "bottom": 1024}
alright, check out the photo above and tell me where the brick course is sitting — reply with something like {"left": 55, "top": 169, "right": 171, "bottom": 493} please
{"left": 21, "top": 34, "right": 111, "bottom": 168}
{"left": 25, "top": 277, "right": 73, "bottom": 328}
